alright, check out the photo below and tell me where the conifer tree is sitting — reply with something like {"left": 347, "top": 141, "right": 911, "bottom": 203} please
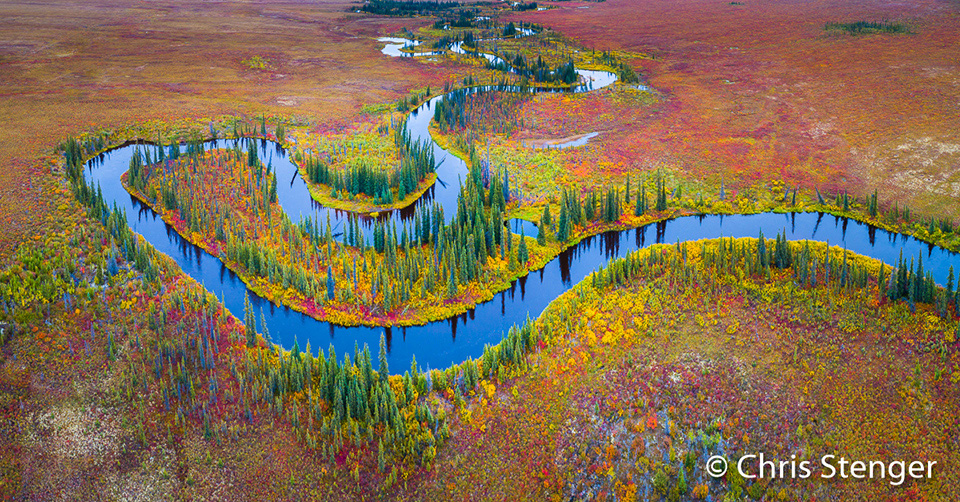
{"left": 656, "top": 178, "right": 667, "bottom": 211}
{"left": 635, "top": 184, "right": 645, "bottom": 216}
{"left": 556, "top": 203, "right": 570, "bottom": 242}
{"left": 502, "top": 168, "right": 510, "bottom": 203}
{"left": 541, "top": 204, "right": 552, "bottom": 230}
{"left": 247, "top": 140, "right": 258, "bottom": 167}
{"left": 326, "top": 266, "right": 336, "bottom": 301}
{"left": 447, "top": 267, "right": 457, "bottom": 297}
{"left": 584, "top": 191, "right": 596, "bottom": 221}
{"left": 756, "top": 230, "right": 768, "bottom": 268}
{"left": 260, "top": 308, "right": 271, "bottom": 344}
{"left": 244, "top": 294, "right": 256, "bottom": 348}
{"left": 379, "top": 333, "right": 389, "bottom": 384}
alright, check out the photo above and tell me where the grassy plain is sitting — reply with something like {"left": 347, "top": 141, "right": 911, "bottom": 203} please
{"left": 414, "top": 240, "right": 960, "bottom": 501}
{"left": 504, "top": 0, "right": 960, "bottom": 215}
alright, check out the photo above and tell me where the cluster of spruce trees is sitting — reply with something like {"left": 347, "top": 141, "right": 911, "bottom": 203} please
{"left": 826, "top": 188, "right": 955, "bottom": 237}
{"left": 143, "top": 282, "right": 547, "bottom": 476}
{"left": 487, "top": 53, "right": 578, "bottom": 85}
{"left": 352, "top": 150, "right": 519, "bottom": 312}
{"left": 884, "top": 251, "right": 960, "bottom": 316}
{"left": 129, "top": 139, "right": 278, "bottom": 233}
{"left": 510, "top": 3, "right": 538, "bottom": 13}
{"left": 360, "top": 0, "right": 462, "bottom": 16}
{"left": 124, "top": 131, "right": 690, "bottom": 319}
{"left": 433, "top": 87, "right": 483, "bottom": 132}
{"left": 591, "top": 49, "right": 640, "bottom": 84}
{"left": 63, "top": 138, "right": 162, "bottom": 284}
{"left": 61, "top": 135, "right": 460, "bottom": 472}
{"left": 138, "top": 283, "right": 455, "bottom": 477}
{"left": 552, "top": 174, "right": 674, "bottom": 242}
{"left": 590, "top": 230, "right": 959, "bottom": 323}
{"left": 432, "top": 87, "right": 531, "bottom": 135}
{"left": 301, "top": 117, "right": 435, "bottom": 204}
{"left": 237, "top": 325, "right": 448, "bottom": 472}
{"left": 124, "top": 135, "right": 522, "bottom": 315}
{"left": 551, "top": 186, "right": 626, "bottom": 240}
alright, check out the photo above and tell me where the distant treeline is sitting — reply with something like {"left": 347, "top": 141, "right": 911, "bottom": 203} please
{"left": 824, "top": 20, "right": 910, "bottom": 35}
{"left": 360, "top": 0, "right": 487, "bottom": 16}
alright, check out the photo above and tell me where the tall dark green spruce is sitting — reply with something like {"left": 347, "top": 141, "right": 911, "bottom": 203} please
{"left": 244, "top": 294, "right": 257, "bottom": 347}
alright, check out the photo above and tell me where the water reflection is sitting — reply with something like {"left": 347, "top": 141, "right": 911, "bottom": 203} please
{"left": 83, "top": 130, "right": 960, "bottom": 371}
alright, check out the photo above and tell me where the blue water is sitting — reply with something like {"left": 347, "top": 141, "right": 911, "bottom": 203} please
{"left": 523, "top": 132, "right": 599, "bottom": 150}
{"left": 76, "top": 38, "right": 960, "bottom": 372}
{"left": 80, "top": 146, "right": 960, "bottom": 372}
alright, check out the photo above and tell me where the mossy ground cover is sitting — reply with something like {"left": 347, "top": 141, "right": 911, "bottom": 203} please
{"left": 411, "top": 239, "right": 960, "bottom": 500}
{"left": 511, "top": 0, "right": 960, "bottom": 216}
{"left": 5, "top": 208, "right": 958, "bottom": 499}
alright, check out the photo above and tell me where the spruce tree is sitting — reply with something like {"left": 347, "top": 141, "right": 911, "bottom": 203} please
{"left": 326, "top": 266, "right": 336, "bottom": 301}
{"left": 379, "top": 333, "right": 389, "bottom": 383}
{"left": 656, "top": 178, "right": 667, "bottom": 211}
{"left": 541, "top": 204, "right": 552, "bottom": 230}
{"left": 244, "top": 294, "right": 256, "bottom": 348}
{"left": 260, "top": 308, "right": 271, "bottom": 344}
{"left": 584, "top": 191, "right": 595, "bottom": 221}
{"left": 247, "top": 140, "right": 258, "bottom": 167}
{"left": 556, "top": 204, "right": 570, "bottom": 242}
{"left": 635, "top": 185, "right": 645, "bottom": 216}
{"left": 756, "top": 230, "right": 768, "bottom": 268}
{"left": 502, "top": 168, "right": 511, "bottom": 203}
{"left": 447, "top": 267, "right": 458, "bottom": 297}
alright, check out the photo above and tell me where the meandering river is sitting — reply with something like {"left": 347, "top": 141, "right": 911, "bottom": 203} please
{"left": 80, "top": 36, "right": 960, "bottom": 371}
